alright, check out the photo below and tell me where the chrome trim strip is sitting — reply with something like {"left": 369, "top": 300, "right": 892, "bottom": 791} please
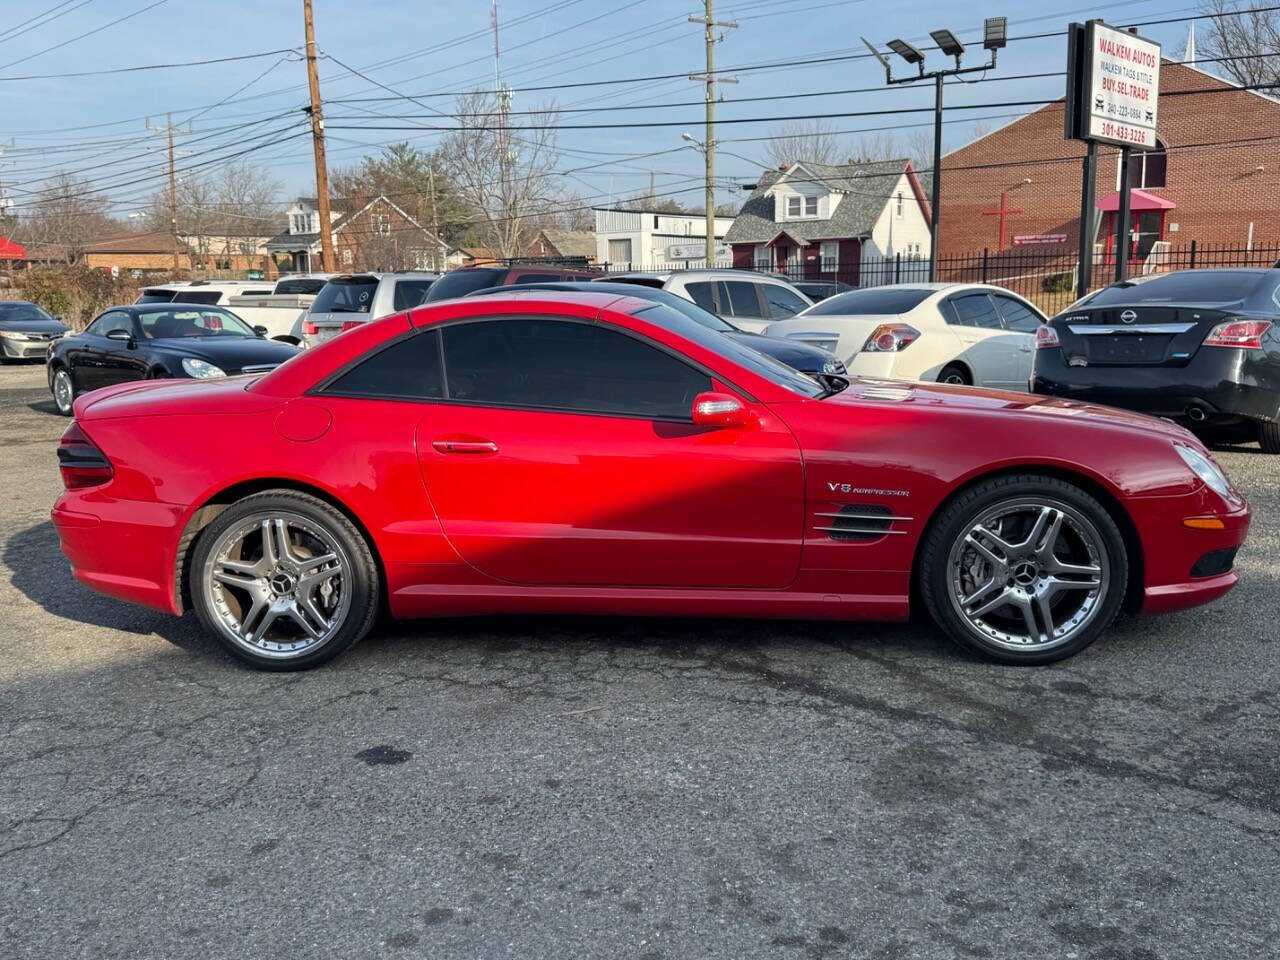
{"left": 815, "top": 511, "right": 914, "bottom": 521}
{"left": 813, "top": 525, "right": 906, "bottom": 536}
{"left": 1067, "top": 323, "right": 1196, "bottom": 334}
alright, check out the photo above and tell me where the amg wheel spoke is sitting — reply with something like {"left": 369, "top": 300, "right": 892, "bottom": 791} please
{"left": 247, "top": 606, "right": 282, "bottom": 643}
{"left": 260, "top": 519, "right": 278, "bottom": 567}
{"left": 1034, "top": 591, "right": 1057, "bottom": 641}
{"left": 969, "top": 586, "right": 1015, "bottom": 619}
{"left": 212, "top": 568, "right": 262, "bottom": 592}
{"left": 965, "top": 531, "right": 1007, "bottom": 568}
{"left": 960, "top": 577, "right": 1003, "bottom": 608}
{"left": 1034, "top": 509, "right": 1064, "bottom": 557}
{"left": 297, "top": 551, "right": 337, "bottom": 573}
{"left": 1048, "top": 557, "right": 1103, "bottom": 580}
{"left": 298, "top": 564, "right": 341, "bottom": 591}
{"left": 1012, "top": 594, "right": 1041, "bottom": 643}
{"left": 293, "top": 595, "right": 330, "bottom": 638}
{"left": 272, "top": 519, "right": 300, "bottom": 565}
{"left": 1022, "top": 506, "right": 1056, "bottom": 552}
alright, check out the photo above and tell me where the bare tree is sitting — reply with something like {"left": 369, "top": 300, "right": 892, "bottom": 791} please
{"left": 17, "top": 172, "right": 118, "bottom": 263}
{"left": 848, "top": 130, "right": 902, "bottom": 163}
{"left": 209, "top": 159, "right": 280, "bottom": 265}
{"left": 763, "top": 118, "right": 845, "bottom": 168}
{"left": 439, "top": 90, "right": 562, "bottom": 258}
{"left": 1198, "top": 0, "right": 1280, "bottom": 88}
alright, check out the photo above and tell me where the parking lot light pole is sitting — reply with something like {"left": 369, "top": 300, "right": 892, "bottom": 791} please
{"left": 863, "top": 17, "right": 1006, "bottom": 282}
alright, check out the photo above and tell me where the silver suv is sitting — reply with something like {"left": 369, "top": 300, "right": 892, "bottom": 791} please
{"left": 302, "top": 272, "right": 440, "bottom": 348}
{"left": 602, "top": 269, "right": 813, "bottom": 333}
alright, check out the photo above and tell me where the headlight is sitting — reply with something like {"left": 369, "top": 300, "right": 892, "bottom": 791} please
{"left": 0, "top": 330, "right": 30, "bottom": 341}
{"left": 1174, "top": 443, "right": 1232, "bottom": 498}
{"left": 822, "top": 358, "right": 847, "bottom": 375}
{"left": 181, "top": 358, "right": 226, "bottom": 379}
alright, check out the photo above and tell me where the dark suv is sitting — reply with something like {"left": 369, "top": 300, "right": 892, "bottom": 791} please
{"left": 424, "top": 264, "right": 601, "bottom": 302}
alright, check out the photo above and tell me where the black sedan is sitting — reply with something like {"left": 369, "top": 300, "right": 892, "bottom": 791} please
{"left": 0, "top": 301, "right": 69, "bottom": 361}
{"left": 466, "top": 281, "right": 848, "bottom": 386}
{"left": 47, "top": 303, "right": 299, "bottom": 416}
{"left": 1032, "top": 268, "right": 1280, "bottom": 452}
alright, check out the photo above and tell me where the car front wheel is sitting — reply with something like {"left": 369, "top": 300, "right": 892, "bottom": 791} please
{"left": 52, "top": 367, "right": 75, "bottom": 416}
{"left": 1260, "top": 419, "right": 1280, "bottom": 454}
{"left": 189, "top": 490, "right": 379, "bottom": 670}
{"left": 919, "top": 475, "right": 1128, "bottom": 664}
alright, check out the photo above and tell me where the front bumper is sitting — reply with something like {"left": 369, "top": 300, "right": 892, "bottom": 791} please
{"left": 1033, "top": 346, "right": 1280, "bottom": 426}
{"left": 2, "top": 338, "right": 52, "bottom": 359}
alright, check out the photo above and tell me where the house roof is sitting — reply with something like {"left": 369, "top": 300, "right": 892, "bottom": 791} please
{"left": 538, "top": 229, "right": 596, "bottom": 259}
{"left": 83, "top": 231, "right": 188, "bottom": 255}
{"left": 724, "top": 159, "right": 916, "bottom": 245}
{"left": 295, "top": 196, "right": 354, "bottom": 213}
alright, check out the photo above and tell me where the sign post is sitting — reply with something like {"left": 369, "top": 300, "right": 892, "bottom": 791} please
{"left": 1065, "top": 21, "right": 1161, "bottom": 291}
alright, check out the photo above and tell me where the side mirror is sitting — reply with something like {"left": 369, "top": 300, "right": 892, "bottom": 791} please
{"left": 692, "top": 391, "right": 751, "bottom": 429}
{"left": 253, "top": 325, "right": 269, "bottom": 337}
{"left": 105, "top": 328, "right": 134, "bottom": 344}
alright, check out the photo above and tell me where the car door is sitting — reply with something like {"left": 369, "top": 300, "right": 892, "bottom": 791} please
{"left": 417, "top": 315, "right": 805, "bottom": 588}
{"left": 77, "top": 311, "right": 140, "bottom": 392}
{"left": 990, "top": 293, "right": 1046, "bottom": 388}
{"left": 721, "top": 280, "right": 770, "bottom": 333}
{"left": 941, "top": 292, "right": 1022, "bottom": 389}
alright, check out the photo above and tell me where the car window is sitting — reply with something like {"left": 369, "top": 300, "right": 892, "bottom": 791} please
{"left": 313, "top": 278, "right": 379, "bottom": 314}
{"left": 948, "top": 293, "right": 1002, "bottom": 329}
{"left": 723, "top": 281, "right": 763, "bottom": 318}
{"left": 137, "top": 307, "right": 255, "bottom": 339}
{"left": 802, "top": 287, "right": 933, "bottom": 316}
{"left": 323, "top": 329, "right": 443, "bottom": 400}
{"left": 392, "top": 279, "right": 435, "bottom": 312}
{"left": 441, "top": 318, "right": 711, "bottom": 420}
{"left": 992, "top": 295, "right": 1043, "bottom": 332}
{"left": 1086, "top": 270, "right": 1264, "bottom": 306}
{"left": 762, "top": 284, "right": 810, "bottom": 319}
{"left": 136, "top": 289, "right": 178, "bottom": 304}
{"left": 86, "top": 311, "right": 134, "bottom": 338}
{"left": 273, "top": 278, "right": 328, "bottom": 295}
{"left": 171, "top": 291, "right": 223, "bottom": 305}
{"left": 423, "top": 268, "right": 506, "bottom": 302}
{"left": 510, "top": 273, "right": 562, "bottom": 285}
{"left": 684, "top": 281, "right": 717, "bottom": 313}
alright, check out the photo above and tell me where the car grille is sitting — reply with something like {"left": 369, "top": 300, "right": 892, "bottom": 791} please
{"left": 240, "top": 364, "right": 280, "bottom": 374}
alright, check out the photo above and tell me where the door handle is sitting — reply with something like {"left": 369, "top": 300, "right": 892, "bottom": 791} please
{"left": 432, "top": 438, "right": 498, "bottom": 454}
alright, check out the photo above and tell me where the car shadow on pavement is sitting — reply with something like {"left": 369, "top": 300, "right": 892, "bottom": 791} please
{"left": 26, "top": 397, "right": 60, "bottom": 416}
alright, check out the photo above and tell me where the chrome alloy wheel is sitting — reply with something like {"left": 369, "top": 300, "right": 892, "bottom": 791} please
{"left": 945, "top": 497, "right": 1108, "bottom": 652}
{"left": 200, "top": 512, "right": 351, "bottom": 660}
{"left": 53, "top": 369, "right": 74, "bottom": 414}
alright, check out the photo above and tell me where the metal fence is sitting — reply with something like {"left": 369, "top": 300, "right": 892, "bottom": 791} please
{"left": 602, "top": 240, "right": 1280, "bottom": 317}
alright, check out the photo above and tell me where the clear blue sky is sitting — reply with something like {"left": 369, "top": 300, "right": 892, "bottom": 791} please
{"left": 0, "top": 0, "right": 1202, "bottom": 221}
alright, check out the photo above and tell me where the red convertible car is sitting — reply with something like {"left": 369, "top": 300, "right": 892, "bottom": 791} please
{"left": 52, "top": 291, "right": 1250, "bottom": 670}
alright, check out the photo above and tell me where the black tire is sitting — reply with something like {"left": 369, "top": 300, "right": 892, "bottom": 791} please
{"left": 1260, "top": 420, "right": 1280, "bottom": 454}
{"left": 188, "top": 490, "right": 379, "bottom": 670}
{"left": 937, "top": 363, "right": 970, "bottom": 386}
{"left": 50, "top": 365, "right": 76, "bottom": 416}
{"left": 918, "top": 474, "right": 1129, "bottom": 665}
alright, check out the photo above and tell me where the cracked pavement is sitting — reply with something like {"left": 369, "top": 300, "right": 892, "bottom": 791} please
{"left": 1, "top": 363, "right": 1277, "bottom": 959}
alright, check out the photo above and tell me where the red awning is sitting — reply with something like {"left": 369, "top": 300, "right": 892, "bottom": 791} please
{"left": 0, "top": 236, "right": 27, "bottom": 260}
{"left": 1096, "top": 189, "right": 1176, "bottom": 212}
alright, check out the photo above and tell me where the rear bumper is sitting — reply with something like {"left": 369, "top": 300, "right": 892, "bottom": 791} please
{"left": 1032, "top": 347, "right": 1280, "bottom": 426}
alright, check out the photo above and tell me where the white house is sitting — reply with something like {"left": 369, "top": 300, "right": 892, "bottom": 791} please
{"left": 593, "top": 207, "right": 735, "bottom": 270}
{"left": 724, "top": 159, "right": 932, "bottom": 285}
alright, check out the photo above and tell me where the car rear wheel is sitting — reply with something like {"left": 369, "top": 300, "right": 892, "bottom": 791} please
{"left": 919, "top": 475, "right": 1128, "bottom": 664}
{"left": 938, "top": 363, "right": 970, "bottom": 386}
{"left": 52, "top": 367, "right": 75, "bottom": 416}
{"left": 189, "top": 490, "right": 379, "bottom": 670}
{"left": 1260, "top": 420, "right": 1280, "bottom": 454}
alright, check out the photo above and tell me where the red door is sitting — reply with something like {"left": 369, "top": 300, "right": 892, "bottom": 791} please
{"left": 414, "top": 316, "right": 804, "bottom": 588}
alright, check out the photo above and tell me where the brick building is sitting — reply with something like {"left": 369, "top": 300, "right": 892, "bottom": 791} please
{"left": 938, "top": 61, "right": 1280, "bottom": 262}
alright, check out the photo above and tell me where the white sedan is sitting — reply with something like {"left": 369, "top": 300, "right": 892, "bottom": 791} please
{"left": 761, "top": 283, "right": 1048, "bottom": 391}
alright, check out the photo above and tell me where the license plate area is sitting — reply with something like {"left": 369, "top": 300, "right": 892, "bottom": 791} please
{"left": 1084, "top": 334, "right": 1173, "bottom": 365}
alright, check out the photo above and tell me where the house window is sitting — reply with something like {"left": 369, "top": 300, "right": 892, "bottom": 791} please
{"left": 1120, "top": 139, "right": 1167, "bottom": 190}
{"left": 819, "top": 241, "right": 839, "bottom": 271}
{"left": 753, "top": 243, "right": 770, "bottom": 270}
{"left": 804, "top": 195, "right": 818, "bottom": 217}
{"left": 373, "top": 213, "right": 391, "bottom": 236}
{"left": 342, "top": 248, "right": 353, "bottom": 265}
{"left": 608, "top": 238, "right": 633, "bottom": 264}
{"left": 290, "top": 213, "right": 307, "bottom": 234}
{"left": 785, "top": 196, "right": 802, "bottom": 218}
{"left": 896, "top": 192, "right": 904, "bottom": 216}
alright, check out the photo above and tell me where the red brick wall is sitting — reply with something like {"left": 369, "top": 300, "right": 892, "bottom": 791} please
{"left": 938, "top": 62, "right": 1280, "bottom": 256}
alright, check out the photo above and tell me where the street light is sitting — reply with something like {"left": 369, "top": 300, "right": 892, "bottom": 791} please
{"left": 863, "top": 16, "right": 1006, "bottom": 282}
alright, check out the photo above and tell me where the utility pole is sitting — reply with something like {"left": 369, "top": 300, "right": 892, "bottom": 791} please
{"left": 428, "top": 162, "right": 440, "bottom": 272}
{"left": 302, "top": 0, "right": 336, "bottom": 272}
{"left": 689, "top": 1, "right": 737, "bottom": 268}
{"left": 147, "top": 115, "right": 192, "bottom": 273}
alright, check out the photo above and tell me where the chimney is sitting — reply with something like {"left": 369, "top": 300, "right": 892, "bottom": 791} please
{"left": 778, "top": 161, "right": 789, "bottom": 171}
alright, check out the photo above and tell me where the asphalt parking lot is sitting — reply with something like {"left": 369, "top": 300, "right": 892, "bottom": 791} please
{"left": 1, "top": 362, "right": 1277, "bottom": 960}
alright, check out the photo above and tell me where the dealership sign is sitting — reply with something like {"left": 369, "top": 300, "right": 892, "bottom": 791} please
{"left": 1065, "top": 20, "right": 1161, "bottom": 150}
{"left": 667, "top": 242, "right": 730, "bottom": 260}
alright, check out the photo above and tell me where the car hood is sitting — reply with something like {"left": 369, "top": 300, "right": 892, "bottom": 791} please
{"left": 725, "top": 330, "right": 837, "bottom": 369}
{"left": 150, "top": 336, "right": 300, "bottom": 370}
{"left": 822, "top": 378, "right": 1199, "bottom": 442}
{"left": 0, "top": 318, "right": 68, "bottom": 336}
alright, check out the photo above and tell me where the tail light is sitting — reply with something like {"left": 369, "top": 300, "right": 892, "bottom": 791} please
{"left": 340, "top": 320, "right": 364, "bottom": 333}
{"left": 861, "top": 323, "right": 920, "bottom": 352}
{"left": 1035, "top": 324, "right": 1061, "bottom": 349}
{"left": 1203, "top": 319, "right": 1270, "bottom": 349}
{"left": 301, "top": 319, "right": 317, "bottom": 336}
{"left": 57, "top": 422, "right": 113, "bottom": 490}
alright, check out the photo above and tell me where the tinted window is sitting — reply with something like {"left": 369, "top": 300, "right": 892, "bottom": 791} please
{"left": 137, "top": 307, "right": 255, "bottom": 338}
{"left": 441, "top": 318, "right": 711, "bottom": 420}
{"left": 274, "top": 278, "right": 328, "bottom": 295}
{"left": 723, "top": 281, "right": 762, "bottom": 318}
{"left": 948, "top": 294, "right": 1001, "bottom": 329}
{"left": 510, "top": 273, "right": 561, "bottom": 285}
{"left": 87, "top": 311, "right": 134, "bottom": 338}
{"left": 242, "top": 289, "right": 273, "bottom": 297}
{"left": 171, "top": 291, "right": 223, "bottom": 305}
{"left": 684, "top": 281, "right": 717, "bottom": 313}
{"left": 763, "top": 284, "right": 810, "bottom": 319}
{"left": 423, "top": 268, "right": 505, "bottom": 302}
{"left": 137, "top": 289, "right": 178, "bottom": 304}
{"left": 993, "top": 295, "right": 1043, "bottom": 332}
{"left": 312, "top": 278, "right": 379, "bottom": 314}
{"left": 393, "top": 279, "right": 435, "bottom": 311}
{"left": 324, "top": 330, "right": 443, "bottom": 400}
{"left": 803, "top": 287, "right": 932, "bottom": 316}
{"left": 1086, "top": 271, "right": 1266, "bottom": 306}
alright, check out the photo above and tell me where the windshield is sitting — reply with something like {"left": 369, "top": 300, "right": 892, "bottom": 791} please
{"left": 274, "top": 278, "right": 328, "bottom": 295}
{"left": 136, "top": 306, "right": 257, "bottom": 339}
{"left": 137, "top": 289, "right": 178, "bottom": 304}
{"left": 423, "top": 268, "right": 506, "bottom": 302}
{"left": 312, "top": 277, "right": 379, "bottom": 314}
{"left": 0, "top": 302, "right": 54, "bottom": 323}
{"left": 1084, "top": 271, "right": 1269, "bottom": 306}
{"left": 629, "top": 303, "right": 823, "bottom": 398}
{"left": 801, "top": 287, "right": 933, "bottom": 316}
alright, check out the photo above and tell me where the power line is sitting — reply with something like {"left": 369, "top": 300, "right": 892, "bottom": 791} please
{"left": 0, "top": 0, "right": 171, "bottom": 73}
{"left": 0, "top": 0, "right": 93, "bottom": 47}
{"left": 0, "top": 47, "right": 298, "bottom": 82}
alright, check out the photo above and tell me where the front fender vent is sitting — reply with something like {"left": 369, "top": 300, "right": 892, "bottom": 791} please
{"left": 814, "top": 504, "right": 911, "bottom": 542}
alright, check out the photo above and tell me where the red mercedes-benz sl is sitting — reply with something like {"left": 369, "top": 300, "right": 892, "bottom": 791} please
{"left": 51, "top": 290, "right": 1250, "bottom": 670}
